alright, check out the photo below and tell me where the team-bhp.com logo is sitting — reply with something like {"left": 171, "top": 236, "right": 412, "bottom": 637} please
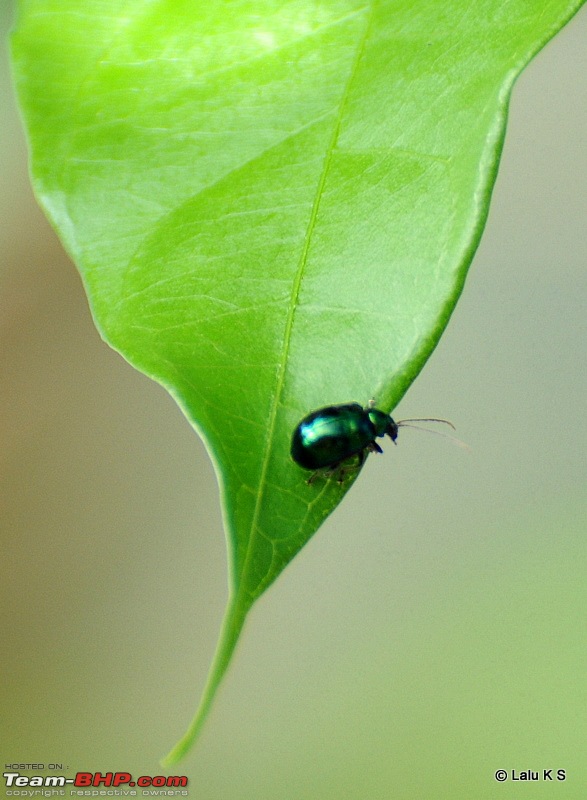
{"left": 4, "top": 771, "right": 188, "bottom": 794}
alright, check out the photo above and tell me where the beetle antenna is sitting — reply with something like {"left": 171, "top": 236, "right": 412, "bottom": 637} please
{"left": 396, "top": 419, "right": 470, "bottom": 451}
{"left": 397, "top": 417, "right": 455, "bottom": 429}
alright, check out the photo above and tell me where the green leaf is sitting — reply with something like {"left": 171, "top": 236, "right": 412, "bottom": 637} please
{"left": 11, "top": 0, "right": 584, "bottom": 763}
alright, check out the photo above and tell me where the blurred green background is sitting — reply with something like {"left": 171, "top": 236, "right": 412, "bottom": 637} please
{"left": 1, "top": 3, "right": 586, "bottom": 798}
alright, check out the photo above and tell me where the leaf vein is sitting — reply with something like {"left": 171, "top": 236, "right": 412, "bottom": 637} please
{"left": 240, "top": 3, "right": 376, "bottom": 599}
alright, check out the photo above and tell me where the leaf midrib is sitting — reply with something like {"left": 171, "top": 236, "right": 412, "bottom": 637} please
{"left": 237, "top": 4, "right": 375, "bottom": 603}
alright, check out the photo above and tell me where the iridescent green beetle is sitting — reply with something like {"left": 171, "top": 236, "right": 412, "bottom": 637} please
{"left": 291, "top": 402, "right": 453, "bottom": 482}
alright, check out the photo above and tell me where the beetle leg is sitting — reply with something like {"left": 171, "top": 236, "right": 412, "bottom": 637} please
{"left": 307, "top": 463, "right": 345, "bottom": 485}
{"left": 365, "top": 441, "right": 383, "bottom": 455}
{"left": 332, "top": 457, "right": 358, "bottom": 484}
{"left": 307, "top": 449, "right": 368, "bottom": 486}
